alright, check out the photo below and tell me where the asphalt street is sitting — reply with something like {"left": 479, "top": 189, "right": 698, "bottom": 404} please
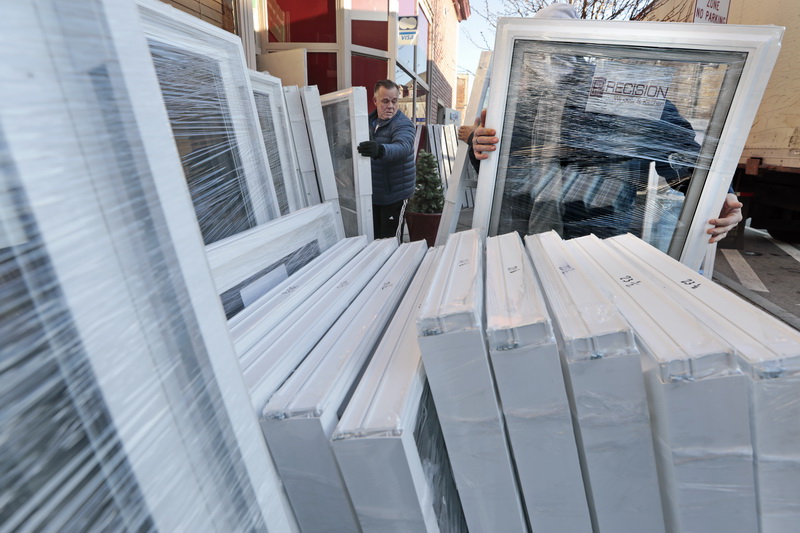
{"left": 713, "top": 226, "right": 800, "bottom": 330}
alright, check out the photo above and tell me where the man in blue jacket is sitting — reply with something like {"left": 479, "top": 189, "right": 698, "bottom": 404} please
{"left": 358, "top": 80, "right": 416, "bottom": 239}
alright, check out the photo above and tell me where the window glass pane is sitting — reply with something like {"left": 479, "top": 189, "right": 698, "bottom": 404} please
{"left": 491, "top": 40, "right": 745, "bottom": 251}
{"left": 397, "top": 1, "right": 416, "bottom": 71}
{"left": 321, "top": 100, "right": 359, "bottom": 237}
{"left": 416, "top": 10, "right": 429, "bottom": 82}
{"left": 415, "top": 82, "right": 428, "bottom": 125}
{"left": 352, "top": 20, "right": 389, "bottom": 50}
{"left": 395, "top": 65, "right": 414, "bottom": 120}
{"left": 352, "top": 54, "right": 388, "bottom": 113}
{"left": 268, "top": 0, "right": 336, "bottom": 43}
{"left": 253, "top": 92, "right": 290, "bottom": 215}
{"left": 308, "top": 52, "right": 338, "bottom": 95}
{"left": 149, "top": 41, "right": 255, "bottom": 245}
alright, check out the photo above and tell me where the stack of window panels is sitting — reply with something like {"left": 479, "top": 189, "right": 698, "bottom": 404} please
{"left": 564, "top": 234, "right": 757, "bottom": 533}
{"left": 526, "top": 231, "right": 665, "bottom": 533}
{"left": 332, "top": 247, "right": 468, "bottom": 532}
{"left": 286, "top": 85, "right": 345, "bottom": 227}
{"left": 262, "top": 241, "right": 427, "bottom": 532}
{"left": 416, "top": 229, "right": 529, "bottom": 532}
{"left": 607, "top": 234, "right": 800, "bottom": 533}
{"left": 484, "top": 232, "right": 591, "bottom": 532}
{"left": 236, "top": 238, "right": 397, "bottom": 417}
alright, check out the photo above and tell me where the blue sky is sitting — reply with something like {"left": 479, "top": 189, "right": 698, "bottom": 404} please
{"left": 457, "top": 1, "right": 503, "bottom": 76}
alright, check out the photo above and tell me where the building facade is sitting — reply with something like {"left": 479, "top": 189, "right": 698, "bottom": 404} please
{"left": 158, "top": 0, "right": 469, "bottom": 124}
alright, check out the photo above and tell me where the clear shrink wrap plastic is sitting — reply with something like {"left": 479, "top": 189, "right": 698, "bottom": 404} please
{"left": 2, "top": 0, "right": 297, "bottom": 531}
{"left": 494, "top": 40, "right": 728, "bottom": 246}
{"left": 138, "top": 0, "right": 281, "bottom": 245}
{"left": 332, "top": 247, "right": 468, "bottom": 532}
{"left": 320, "top": 88, "right": 373, "bottom": 239}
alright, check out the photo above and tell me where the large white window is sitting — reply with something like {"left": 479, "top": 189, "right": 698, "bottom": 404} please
{"left": 473, "top": 18, "right": 782, "bottom": 270}
{"left": 138, "top": 0, "right": 280, "bottom": 245}
{"left": 0, "top": 0, "right": 296, "bottom": 529}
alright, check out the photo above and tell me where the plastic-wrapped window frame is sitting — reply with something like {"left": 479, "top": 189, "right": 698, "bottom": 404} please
{"left": 436, "top": 50, "right": 492, "bottom": 245}
{"left": 473, "top": 18, "right": 782, "bottom": 270}
{"left": 415, "top": 229, "right": 529, "bottom": 533}
{"left": 281, "top": 85, "right": 323, "bottom": 205}
{"left": 204, "top": 202, "right": 342, "bottom": 320}
{"left": 137, "top": 0, "right": 280, "bottom": 244}
{"left": 248, "top": 70, "right": 308, "bottom": 214}
{"left": 262, "top": 241, "right": 427, "bottom": 533}
{"left": 0, "top": 0, "right": 296, "bottom": 530}
{"left": 566, "top": 234, "right": 756, "bottom": 533}
{"left": 331, "top": 247, "right": 468, "bottom": 532}
{"left": 319, "top": 87, "right": 375, "bottom": 240}
{"left": 607, "top": 233, "right": 800, "bottom": 532}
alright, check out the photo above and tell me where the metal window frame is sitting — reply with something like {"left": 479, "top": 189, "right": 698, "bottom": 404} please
{"left": 320, "top": 86, "right": 375, "bottom": 240}
{"left": 137, "top": 0, "right": 281, "bottom": 230}
{"left": 2, "top": 0, "right": 297, "bottom": 530}
{"left": 248, "top": 69, "right": 308, "bottom": 213}
{"left": 472, "top": 18, "right": 782, "bottom": 270}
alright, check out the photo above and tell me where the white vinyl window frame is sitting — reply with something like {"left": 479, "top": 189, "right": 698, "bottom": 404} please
{"left": 297, "top": 86, "right": 348, "bottom": 230}
{"left": 473, "top": 19, "right": 782, "bottom": 270}
{"left": 1, "top": 0, "right": 297, "bottom": 530}
{"left": 319, "top": 86, "right": 375, "bottom": 240}
{"left": 137, "top": 0, "right": 281, "bottom": 235}
{"left": 281, "top": 85, "right": 323, "bottom": 204}
{"left": 436, "top": 50, "right": 492, "bottom": 245}
{"left": 262, "top": 240, "right": 426, "bottom": 533}
{"left": 331, "top": 247, "right": 462, "bottom": 532}
{"left": 248, "top": 69, "right": 307, "bottom": 214}
{"left": 204, "top": 202, "right": 343, "bottom": 319}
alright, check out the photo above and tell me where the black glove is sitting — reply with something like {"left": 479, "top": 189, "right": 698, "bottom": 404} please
{"left": 357, "top": 140, "right": 385, "bottom": 159}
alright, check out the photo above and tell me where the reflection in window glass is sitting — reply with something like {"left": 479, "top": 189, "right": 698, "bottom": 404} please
{"left": 396, "top": 65, "right": 414, "bottom": 120}
{"left": 416, "top": 83, "right": 428, "bottom": 125}
{"left": 492, "top": 40, "right": 744, "bottom": 252}
{"left": 149, "top": 40, "right": 255, "bottom": 245}
{"left": 253, "top": 92, "right": 290, "bottom": 215}
{"left": 322, "top": 100, "right": 358, "bottom": 237}
{"left": 268, "top": 0, "right": 336, "bottom": 43}
{"left": 416, "top": 10, "right": 429, "bottom": 83}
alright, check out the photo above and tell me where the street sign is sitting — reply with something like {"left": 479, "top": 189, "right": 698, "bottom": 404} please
{"left": 694, "top": 0, "right": 730, "bottom": 24}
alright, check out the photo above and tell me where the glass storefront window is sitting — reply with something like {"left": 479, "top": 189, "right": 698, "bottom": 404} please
{"left": 268, "top": 0, "right": 336, "bottom": 43}
{"left": 416, "top": 10, "right": 429, "bottom": 83}
{"left": 395, "top": 65, "right": 414, "bottom": 120}
{"left": 352, "top": 54, "right": 388, "bottom": 113}
{"left": 416, "top": 82, "right": 428, "bottom": 125}
{"left": 307, "top": 52, "right": 338, "bottom": 94}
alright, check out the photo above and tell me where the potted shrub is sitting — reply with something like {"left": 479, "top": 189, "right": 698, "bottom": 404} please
{"left": 405, "top": 150, "right": 444, "bottom": 247}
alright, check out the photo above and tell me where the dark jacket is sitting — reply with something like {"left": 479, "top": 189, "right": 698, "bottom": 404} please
{"left": 369, "top": 109, "right": 416, "bottom": 205}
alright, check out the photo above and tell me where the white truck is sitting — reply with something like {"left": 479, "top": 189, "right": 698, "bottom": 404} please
{"left": 646, "top": 0, "right": 800, "bottom": 241}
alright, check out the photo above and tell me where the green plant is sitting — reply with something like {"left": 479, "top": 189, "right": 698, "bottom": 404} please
{"left": 408, "top": 150, "right": 444, "bottom": 214}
